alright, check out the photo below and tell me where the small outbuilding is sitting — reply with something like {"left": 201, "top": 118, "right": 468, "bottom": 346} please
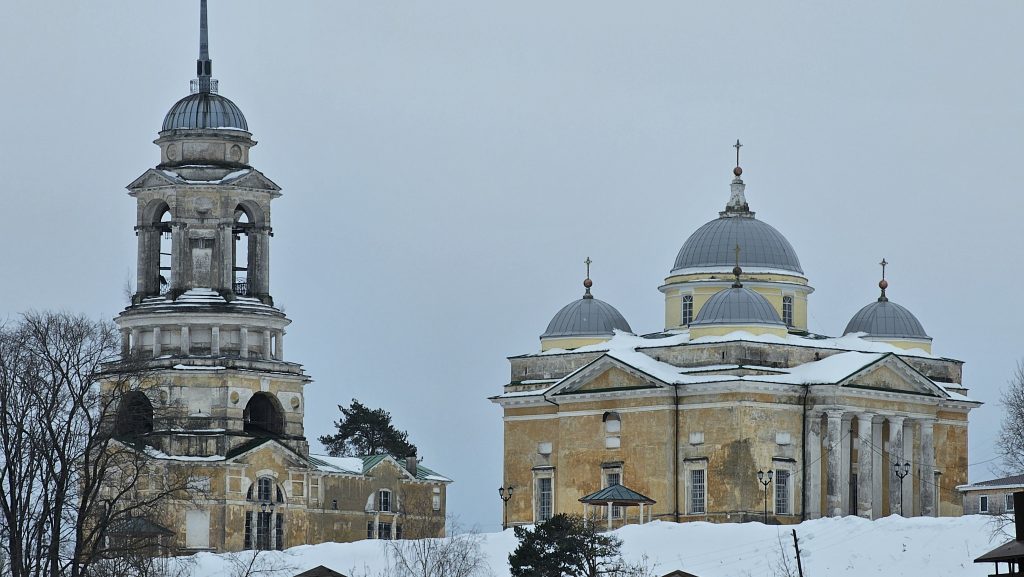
{"left": 292, "top": 566, "right": 349, "bottom": 577}
{"left": 974, "top": 491, "right": 1024, "bottom": 575}
{"left": 579, "top": 483, "right": 656, "bottom": 530}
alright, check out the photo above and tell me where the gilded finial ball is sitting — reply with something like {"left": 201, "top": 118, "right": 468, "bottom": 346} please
{"left": 879, "top": 279, "right": 888, "bottom": 290}
{"left": 583, "top": 278, "right": 593, "bottom": 288}
{"left": 732, "top": 266, "right": 742, "bottom": 277}
{"left": 733, "top": 166, "right": 743, "bottom": 177}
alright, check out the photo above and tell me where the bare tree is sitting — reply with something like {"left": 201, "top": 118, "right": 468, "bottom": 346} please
{"left": 997, "top": 362, "right": 1024, "bottom": 475}
{"left": 385, "top": 499, "right": 490, "bottom": 577}
{"left": 227, "top": 548, "right": 297, "bottom": 577}
{"left": 0, "top": 311, "right": 196, "bottom": 577}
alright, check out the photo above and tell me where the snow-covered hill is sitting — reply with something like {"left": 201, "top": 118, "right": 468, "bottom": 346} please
{"left": 180, "top": 515, "right": 1011, "bottom": 577}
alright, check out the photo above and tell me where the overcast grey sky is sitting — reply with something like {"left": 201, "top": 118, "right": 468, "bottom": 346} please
{"left": 0, "top": 1, "right": 1020, "bottom": 531}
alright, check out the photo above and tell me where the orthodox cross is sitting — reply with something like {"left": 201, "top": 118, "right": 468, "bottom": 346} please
{"left": 734, "top": 139, "right": 743, "bottom": 167}
{"left": 879, "top": 258, "right": 888, "bottom": 280}
{"left": 585, "top": 257, "right": 592, "bottom": 279}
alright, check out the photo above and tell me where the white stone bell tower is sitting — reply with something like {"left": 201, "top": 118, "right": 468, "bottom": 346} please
{"left": 115, "top": 0, "right": 309, "bottom": 460}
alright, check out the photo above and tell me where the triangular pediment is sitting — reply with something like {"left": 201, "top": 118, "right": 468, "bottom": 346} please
{"left": 227, "top": 169, "right": 281, "bottom": 191}
{"left": 549, "top": 354, "right": 668, "bottom": 396}
{"left": 127, "top": 169, "right": 180, "bottom": 190}
{"left": 839, "top": 355, "right": 948, "bottom": 398}
{"left": 224, "top": 438, "right": 310, "bottom": 468}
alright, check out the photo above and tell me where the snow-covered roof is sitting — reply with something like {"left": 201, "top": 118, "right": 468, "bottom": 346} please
{"left": 309, "top": 453, "right": 452, "bottom": 483}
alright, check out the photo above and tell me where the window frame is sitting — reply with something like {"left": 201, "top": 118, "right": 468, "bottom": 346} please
{"left": 534, "top": 473, "right": 554, "bottom": 522}
{"left": 782, "top": 295, "right": 794, "bottom": 327}
{"left": 378, "top": 489, "right": 392, "bottom": 513}
{"left": 681, "top": 294, "right": 694, "bottom": 325}
{"left": 603, "top": 466, "right": 624, "bottom": 519}
{"left": 980, "top": 495, "right": 989, "bottom": 513}
{"left": 689, "top": 468, "right": 706, "bottom": 515}
{"left": 774, "top": 469, "right": 792, "bottom": 515}
{"left": 1007, "top": 494, "right": 1016, "bottom": 513}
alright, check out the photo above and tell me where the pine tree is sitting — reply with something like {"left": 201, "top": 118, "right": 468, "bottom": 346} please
{"left": 319, "top": 399, "right": 418, "bottom": 458}
{"left": 508, "top": 514, "right": 625, "bottom": 577}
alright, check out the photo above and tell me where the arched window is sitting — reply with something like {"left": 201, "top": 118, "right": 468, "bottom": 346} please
{"left": 603, "top": 411, "right": 621, "bottom": 449}
{"left": 681, "top": 295, "right": 694, "bottom": 325}
{"left": 243, "top": 393, "right": 284, "bottom": 436}
{"left": 233, "top": 205, "right": 253, "bottom": 296}
{"left": 244, "top": 476, "right": 284, "bottom": 550}
{"left": 782, "top": 296, "right": 794, "bottom": 327}
{"left": 114, "top": 391, "right": 154, "bottom": 438}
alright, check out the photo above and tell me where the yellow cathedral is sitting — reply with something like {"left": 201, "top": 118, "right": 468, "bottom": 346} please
{"left": 492, "top": 156, "right": 978, "bottom": 527}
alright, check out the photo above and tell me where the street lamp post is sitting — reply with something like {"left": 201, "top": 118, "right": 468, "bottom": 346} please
{"left": 498, "top": 485, "right": 514, "bottom": 531}
{"left": 757, "top": 469, "right": 774, "bottom": 524}
{"left": 894, "top": 462, "right": 911, "bottom": 516}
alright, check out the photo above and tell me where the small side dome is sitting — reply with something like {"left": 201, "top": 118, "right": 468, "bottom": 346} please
{"left": 541, "top": 298, "right": 632, "bottom": 340}
{"left": 690, "top": 286, "right": 785, "bottom": 328}
{"left": 843, "top": 301, "right": 929, "bottom": 340}
{"left": 162, "top": 92, "right": 248, "bottom": 131}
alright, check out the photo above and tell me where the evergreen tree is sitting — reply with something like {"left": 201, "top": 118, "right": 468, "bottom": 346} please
{"left": 319, "top": 399, "right": 418, "bottom": 458}
{"left": 508, "top": 514, "right": 626, "bottom": 577}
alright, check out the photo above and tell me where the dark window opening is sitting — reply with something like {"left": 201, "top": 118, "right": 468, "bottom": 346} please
{"left": 243, "top": 393, "right": 284, "bottom": 436}
{"left": 114, "top": 392, "right": 154, "bottom": 439}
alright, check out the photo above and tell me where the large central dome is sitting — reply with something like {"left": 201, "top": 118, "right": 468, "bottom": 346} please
{"left": 162, "top": 92, "right": 248, "bottom": 132}
{"left": 672, "top": 216, "right": 803, "bottom": 275}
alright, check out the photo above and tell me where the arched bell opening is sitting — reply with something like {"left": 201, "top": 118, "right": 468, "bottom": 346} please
{"left": 138, "top": 200, "right": 174, "bottom": 299}
{"left": 232, "top": 202, "right": 264, "bottom": 297}
{"left": 114, "top": 391, "right": 154, "bottom": 439}
{"left": 243, "top": 392, "right": 284, "bottom": 436}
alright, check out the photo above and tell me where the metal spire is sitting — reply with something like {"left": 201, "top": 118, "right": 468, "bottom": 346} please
{"left": 732, "top": 244, "right": 743, "bottom": 288}
{"left": 723, "top": 140, "right": 752, "bottom": 216}
{"left": 583, "top": 257, "right": 594, "bottom": 299}
{"left": 878, "top": 258, "right": 889, "bottom": 302}
{"left": 193, "top": 0, "right": 216, "bottom": 93}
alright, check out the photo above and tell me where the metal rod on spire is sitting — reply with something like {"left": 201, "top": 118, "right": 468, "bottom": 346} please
{"left": 878, "top": 258, "right": 889, "bottom": 302}
{"left": 194, "top": 0, "right": 215, "bottom": 93}
{"left": 734, "top": 139, "right": 743, "bottom": 168}
{"left": 585, "top": 257, "right": 592, "bottom": 279}
{"left": 582, "top": 257, "right": 594, "bottom": 298}
{"left": 879, "top": 258, "right": 888, "bottom": 280}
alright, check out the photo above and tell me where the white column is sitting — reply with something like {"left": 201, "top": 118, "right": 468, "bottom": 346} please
{"left": 856, "top": 413, "right": 874, "bottom": 518}
{"left": 805, "top": 411, "right": 822, "bottom": 519}
{"left": 841, "top": 415, "right": 852, "bottom": 514}
{"left": 180, "top": 326, "right": 190, "bottom": 355}
{"left": 262, "top": 331, "right": 272, "bottom": 360}
{"left": 121, "top": 329, "right": 131, "bottom": 356}
{"left": 240, "top": 326, "right": 249, "bottom": 358}
{"left": 130, "top": 328, "right": 141, "bottom": 354}
{"left": 211, "top": 325, "right": 220, "bottom": 356}
{"left": 903, "top": 420, "right": 916, "bottom": 516}
{"left": 275, "top": 330, "right": 284, "bottom": 359}
{"left": 152, "top": 327, "right": 161, "bottom": 357}
{"left": 825, "top": 410, "right": 844, "bottom": 517}
{"left": 919, "top": 419, "right": 936, "bottom": 517}
{"left": 887, "top": 416, "right": 906, "bottom": 516}
{"left": 872, "top": 418, "right": 883, "bottom": 519}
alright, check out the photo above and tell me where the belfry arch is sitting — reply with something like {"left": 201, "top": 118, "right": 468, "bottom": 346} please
{"left": 137, "top": 200, "right": 174, "bottom": 299}
{"left": 231, "top": 201, "right": 268, "bottom": 299}
{"left": 243, "top": 392, "right": 285, "bottom": 436}
{"left": 114, "top": 391, "right": 154, "bottom": 439}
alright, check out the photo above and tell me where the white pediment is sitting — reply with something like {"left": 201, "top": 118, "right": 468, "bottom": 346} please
{"left": 127, "top": 169, "right": 180, "bottom": 190}
{"left": 226, "top": 169, "right": 281, "bottom": 192}
{"left": 547, "top": 354, "right": 669, "bottom": 397}
{"left": 839, "top": 354, "right": 948, "bottom": 398}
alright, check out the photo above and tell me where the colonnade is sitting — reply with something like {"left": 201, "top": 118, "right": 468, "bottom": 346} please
{"left": 805, "top": 408, "right": 936, "bottom": 519}
{"left": 123, "top": 325, "right": 284, "bottom": 360}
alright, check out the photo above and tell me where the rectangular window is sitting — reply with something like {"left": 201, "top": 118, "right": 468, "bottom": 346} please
{"left": 775, "top": 470, "right": 790, "bottom": 515}
{"left": 604, "top": 470, "right": 622, "bottom": 519}
{"left": 432, "top": 487, "right": 441, "bottom": 511}
{"left": 244, "top": 512, "right": 253, "bottom": 549}
{"left": 980, "top": 495, "right": 989, "bottom": 513}
{"left": 256, "top": 512, "right": 272, "bottom": 550}
{"left": 367, "top": 522, "right": 374, "bottom": 539}
{"left": 185, "top": 510, "right": 210, "bottom": 549}
{"left": 379, "top": 490, "right": 391, "bottom": 512}
{"left": 1007, "top": 494, "right": 1016, "bottom": 512}
{"left": 782, "top": 296, "right": 794, "bottom": 327}
{"left": 690, "top": 469, "right": 706, "bottom": 514}
{"left": 681, "top": 295, "right": 693, "bottom": 325}
{"left": 274, "top": 513, "right": 284, "bottom": 551}
{"left": 537, "top": 477, "right": 553, "bottom": 521}
{"left": 378, "top": 522, "right": 392, "bottom": 540}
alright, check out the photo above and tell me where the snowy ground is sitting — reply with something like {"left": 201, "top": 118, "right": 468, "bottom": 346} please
{"left": 180, "top": 515, "right": 1011, "bottom": 577}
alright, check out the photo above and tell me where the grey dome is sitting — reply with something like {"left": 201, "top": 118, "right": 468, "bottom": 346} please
{"left": 844, "top": 300, "right": 930, "bottom": 340}
{"left": 541, "top": 297, "right": 632, "bottom": 339}
{"left": 673, "top": 216, "right": 803, "bottom": 275}
{"left": 690, "top": 286, "right": 785, "bottom": 327}
{"left": 162, "top": 92, "right": 248, "bottom": 131}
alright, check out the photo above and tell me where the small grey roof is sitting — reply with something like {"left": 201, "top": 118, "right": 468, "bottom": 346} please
{"left": 541, "top": 297, "right": 632, "bottom": 339}
{"left": 963, "top": 474, "right": 1024, "bottom": 488}
{"left": 690, "top": 286, "right": 785, "bottom": 327}
{"left": 844, "top": 300, "right": 930, "bottom": 340}
{"left": 579, "top": 483, "right": 655, "bottom": 505}
{"left": 672, "top": 216, "right": 803, "bottom": 274}
{"left": 162, "top": 92, "right": 248, "bottom": 131}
